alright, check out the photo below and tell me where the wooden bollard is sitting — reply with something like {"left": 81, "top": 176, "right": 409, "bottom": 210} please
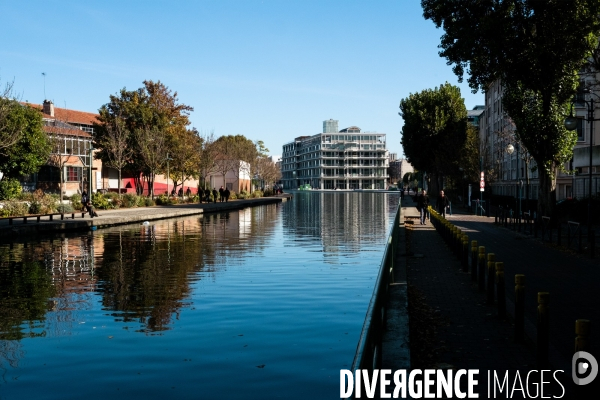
{"left": 471, "top": 240, "right": 478, "bottom": 282}
{"left": 537, "top": 292, "right": 550, "bottom": 367}
{"left": 454, "top": 228, "right": 461, "bottom": 258}
{"left": 478, "top": 246, "right": 486, "bottom": 292}
{"left": 462, "top": 236, "right": 469, "bottom": 272}
{"left": 486, "top": 253, "right": 495, "bottom": 304}
{"left": 591, "top": 230, "right": 595, "bottom": 259}
{"left": 575, "top": 319, "right": 590, "bottom": 352}
{"left": 496, "top": 262, "right": 505, "bottom": 318}
{"left": 515, "top": 274, "right": 525, "bottom": 342}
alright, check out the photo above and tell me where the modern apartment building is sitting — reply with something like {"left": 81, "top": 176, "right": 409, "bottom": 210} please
{"left": 281, "top": 121, "right": 389, "bottom": 190}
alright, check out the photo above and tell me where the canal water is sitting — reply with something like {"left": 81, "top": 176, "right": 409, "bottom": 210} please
{"left": 0, "top": 192, "right": 400, "bottom": 400}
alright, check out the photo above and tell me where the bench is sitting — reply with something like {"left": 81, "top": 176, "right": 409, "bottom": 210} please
{"left": 2, "top": 212, "right": 87, "bottom": 225}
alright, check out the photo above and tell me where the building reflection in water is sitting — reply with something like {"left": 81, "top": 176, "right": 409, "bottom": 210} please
{"left": 1, "top": 203, "right": 281, "bottom": 343}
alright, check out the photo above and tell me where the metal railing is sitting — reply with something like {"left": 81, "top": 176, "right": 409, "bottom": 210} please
{"left": 348, "top": 201, "right": 401, "bottom": 396}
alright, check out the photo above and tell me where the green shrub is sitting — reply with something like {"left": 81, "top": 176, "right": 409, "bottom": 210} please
{"left": 92, "top": 193, "right": 111, "bottom": 210}
{"left": 145, "top": 198, "right": 155, "bottom": 207}
{"left": 229, "top": 192, "right": 237, "bottom": 200}
{"left": 29, "top": 201, "right": 42, "bottom": 214}
{"left": 71, "top": 193, "right": 84, "bottom": 211}
{"left": 237, "top": 190, "right": 249, "bottom": 200}
{"left": 155, "top": 194, "right": 169, "bottom": 205}
{"left": 0, "top": 200, "right": 29, "bottom": 217}
{"left": 57, "top": 203, "right": 74, "bottom": 213}
{"left": 263, "top": 188, "right": 274, "bottom": 197}
{"left": 122, "top": 193, "right": 139, "bottom": 208}
{"left": 251, "top": 190, "right": 263, "bottom": 198}
{"left": 32, "top": 189, "right": 58, "bottom": 213}
{"left": 0, "top": 178, "right": 23, "bottom": 200}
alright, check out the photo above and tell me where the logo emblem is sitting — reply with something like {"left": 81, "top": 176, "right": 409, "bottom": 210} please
{"left": 572, "top": 351, "right": 598, "bottom": 385}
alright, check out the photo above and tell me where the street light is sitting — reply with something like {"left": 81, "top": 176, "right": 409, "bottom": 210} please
{"left": 506, "top": 143, "right": 521, "bottom": 217}
{"left": 166, "top": 152, "right": 173, "bottom": 196}
{"left": 564, "top": 89, "right": 597, "bottom": 238}
{"left": 89, "top": 145, "right": 94, "bottom": 194}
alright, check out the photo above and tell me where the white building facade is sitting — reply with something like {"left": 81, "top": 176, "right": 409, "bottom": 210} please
{"left": 282, "top": 122, "right": 389, "bottom": 190}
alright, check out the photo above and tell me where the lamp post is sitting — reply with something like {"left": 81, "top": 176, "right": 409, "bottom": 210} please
{"left": 89, "top": 145, "right": 94, "bottom": 194}
{"left": 564, "top": 90, "right": 597, "bottom": 238}
{"left": 166, "top": 153, "right": 173, "bottom": 196}
{"left": 506, "top": 143, "right": 521, "bottom": 217}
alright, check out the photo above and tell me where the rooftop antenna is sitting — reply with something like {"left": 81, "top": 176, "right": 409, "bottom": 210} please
{"left": 42, "top": 72, "right": 46, "bottom": 100}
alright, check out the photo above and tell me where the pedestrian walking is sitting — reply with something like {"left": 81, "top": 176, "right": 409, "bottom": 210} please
{"left": 219, "top": 186, "right": 224, "bottom": 202}
{"left": 417, "top": 190, "right": 430, "bottom": 225}
{"left": 212, "top": 188, "right": 218, "bottom": 203}
{"left": 224, "top": 188, "right": 230, "bottom": 202}
{"left": 437, "top": 190, "right": 450, "bottom": 218}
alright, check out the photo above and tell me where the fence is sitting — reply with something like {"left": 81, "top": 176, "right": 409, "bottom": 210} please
{"left": 349, "top": 201, "right": 402, "bottom": 395}
{"left": 428, "top": 207, "right": 592, "bottom": 369}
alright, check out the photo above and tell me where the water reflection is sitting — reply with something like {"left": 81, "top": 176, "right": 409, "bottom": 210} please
{"left": 284, "top": 192, "right": 397, "bottom": 260}
{"left": 0, "top": 194, "right": 399, "bottom": 399}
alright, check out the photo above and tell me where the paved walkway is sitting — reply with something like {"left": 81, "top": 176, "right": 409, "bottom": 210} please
{"left": 395, "top": 196, "right": 598, "bottom": 397}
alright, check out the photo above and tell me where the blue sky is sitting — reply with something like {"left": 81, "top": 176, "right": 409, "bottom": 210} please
{"left": 1, "top": 0, "right": 483, "bottom": 158}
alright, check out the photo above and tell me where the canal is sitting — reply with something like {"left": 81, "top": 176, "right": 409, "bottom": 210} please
{"left": 0, "top": 192, "right": 400, "bottom": 399}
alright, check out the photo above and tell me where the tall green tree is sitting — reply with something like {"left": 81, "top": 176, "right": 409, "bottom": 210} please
{"left": 168, "top": 127, "right": 202, "bottom": 194}
{"left": 0, "top": 102, "right": 50, "bottom": 181}
{"left": 422, "top": 0, "right": 600, "bottom": 215}
{"left": 399, "top": 83, "right": 468, "bottom": 189}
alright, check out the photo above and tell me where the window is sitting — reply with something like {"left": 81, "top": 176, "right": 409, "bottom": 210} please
{"left": 37, "top": 166, "right": 60, "bottom": 182}
{"left": 66, "top": 166, "right": 82, "bottom": 182}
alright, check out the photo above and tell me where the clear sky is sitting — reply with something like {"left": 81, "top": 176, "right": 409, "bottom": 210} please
{"left": 1, "top": 0, "right": 483, "bottom": 158}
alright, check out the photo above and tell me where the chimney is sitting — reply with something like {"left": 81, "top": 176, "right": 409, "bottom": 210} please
{"left": 43, "top": 100, "right": 54, "bottom": 117}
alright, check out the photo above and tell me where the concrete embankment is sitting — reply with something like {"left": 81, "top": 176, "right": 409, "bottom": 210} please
{"left": 0, "top": 195, "right": 292, "bottom": 240}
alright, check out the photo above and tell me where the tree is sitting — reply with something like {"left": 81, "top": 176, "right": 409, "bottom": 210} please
{"left": 0, "top": 102, "right": 50, "bottom": 181}
{"left": 399, "top": 83, "right": 468, "bottom": 189}
{"left": 96, "top": 115, "right": 132, "bottom": 197}
{"left": 213, "top": 135, "right": 255, "bottom": 190}
{"left": 0, "top": 80, "right": 23, "bottom": 153}
{"left": 168, "top": 127, "right": 202, "bottom": 195}
{"left": 422, "top": 0, "right": 600, "bottom": 215}
{"left": 135, "top": 125, "right": 168, "bottom": 198}
{"left": 198, "top": 131, "right": 219, "bottom": 190}
{"left": 94, "top": 80, "right": 193, "bottom": 196}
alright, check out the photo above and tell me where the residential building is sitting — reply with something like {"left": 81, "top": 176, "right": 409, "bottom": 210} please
{"left": 282, "top": 121, "right": 389, "bottom": 190}
{"left": 569, "top": 75, "right": 600, "bottom": 199}
{"left": 21, "top": 100, "right": 200, "bottom": 196}
{"left": 479, "top": 82, "right": 578, "bottom": 206}
{"left": 22, "top": 100, "right": 100, "bottom": 196}
{"left": 468, "top": 105, "right": 485, "bottom": 129}
{"left": 205, "top": 160, "right": 251, "bottom": 192}
{"left": 389, "top": 158, "right": 414, "bottom": 185}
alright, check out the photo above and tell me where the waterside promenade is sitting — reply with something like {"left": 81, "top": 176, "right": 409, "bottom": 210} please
{"left": 0, "top": 194, "right": 293, "bottom": 239}
{"left": 385, "top": 195, "right": 598, "bottom": 396}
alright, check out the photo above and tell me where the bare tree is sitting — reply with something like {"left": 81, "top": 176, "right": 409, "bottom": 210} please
{"left": 101, "top": 116, "right": 133, "bottom": 198}
{"left": 213, "top": 137, "right": 241, "bottom": 190}
{"left": 0, "top": 79, "right": 23, "bottom": 153}
{"left": 258, "top": 158, "right": 281, "bottom": 189}
{"left": 198, "top": 131, "right": 219, "bottom": 190}
{"left": 135, "top": 125, "right": 167, "bottom": 198}
{"left": 46, "top": 132, "right": 71, "bottom": 203}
